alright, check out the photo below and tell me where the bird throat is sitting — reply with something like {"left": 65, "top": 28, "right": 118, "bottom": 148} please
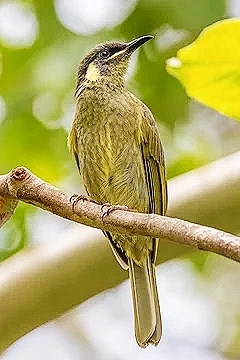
{"left": 85, "top": 63, "right": 100, "bottom": 82}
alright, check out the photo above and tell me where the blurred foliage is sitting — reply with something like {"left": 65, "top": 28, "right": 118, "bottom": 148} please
{"left": 0, "top": 203, "right": 29, "bottom": 261}
{"left": 167, "top": 18, "right": 240, "bottom": 121}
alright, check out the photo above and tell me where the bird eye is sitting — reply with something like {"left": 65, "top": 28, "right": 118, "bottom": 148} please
{"left": 100, "top": 50, "right": 110, "bottom": 59}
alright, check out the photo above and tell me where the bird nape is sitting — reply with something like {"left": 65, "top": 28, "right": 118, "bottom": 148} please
{"left": 68, "top": 35, "right": 168, "bottom": 348}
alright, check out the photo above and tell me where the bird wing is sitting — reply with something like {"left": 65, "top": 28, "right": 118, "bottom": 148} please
{"left": 105, "top": 104, "right": 167, "bottom": 268}
{"left": 139, "top": 105, "right": 167, "bottom": 216}
{"left": 68, "top": 124, "right": 81, "bottom": 173}
{"left": 138, "top": 104, "right": 168, "bottom": 262}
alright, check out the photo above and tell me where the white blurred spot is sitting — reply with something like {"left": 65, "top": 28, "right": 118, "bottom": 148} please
{"left": 58, "top": 92, "right": 75, "bottom": 131}
{"left": 0, "top": 1, "right": 38, "bottom": 48}
{"left": 27, "top": 207, "right": 72, "bottom": 245}
{"left": 167, "top": 57, "right": 182, "bottom": 69}
{"left": 227, "top": 0, "right": 240, "bottom": 16}
{"left": 0, "top": 221, "right": 21, "bottom": 253}
{"left": 33, "top": 92, "right": 61, "bottom": 129}
{"left": 0, "top": 95, "right": 7, "bottom": 123}
{"left": 156, "top": 25, "right": 189, "bottom": 52}
{"left": 3, "top": 323, "right": 81, "bottom": 360}
{"left": 33, "top": 50, "right": 74, "bottom": 91}
{"left": 54, "top": 0, "right": 137, "bottom": 35}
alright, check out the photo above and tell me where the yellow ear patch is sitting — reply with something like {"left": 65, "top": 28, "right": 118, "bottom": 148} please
{"left": 86, "top": 63, "right": 100, "bottom": 82}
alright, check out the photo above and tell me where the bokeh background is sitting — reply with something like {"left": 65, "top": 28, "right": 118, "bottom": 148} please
{"left": 0, "top": 0, "right": 240, "bottom": 359}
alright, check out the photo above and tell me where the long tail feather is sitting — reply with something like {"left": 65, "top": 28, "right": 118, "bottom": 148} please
{"left": 128, "top": 256, "right": 162, "bottom": 348}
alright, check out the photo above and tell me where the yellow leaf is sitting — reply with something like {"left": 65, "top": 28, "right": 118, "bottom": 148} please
{"left": 166, "top": 18, "right": 240, "bottom": 120}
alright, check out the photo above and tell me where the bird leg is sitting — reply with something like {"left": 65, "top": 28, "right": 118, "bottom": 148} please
{"left": 70, "top": 193, "right": 98, "bottom": 210}
{"left": 101, "top": 203, "right": 129, "bottom": 221}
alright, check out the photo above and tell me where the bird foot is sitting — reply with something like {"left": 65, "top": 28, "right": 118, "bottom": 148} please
{"left": 70, "top": 193, "right": 98, "bottom": 210}
{"left": 101, "top": 203, "right": 129, "bottom": 221}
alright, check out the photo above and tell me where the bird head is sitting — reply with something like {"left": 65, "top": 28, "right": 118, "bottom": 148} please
{"left": 76, "top": 35, "right": 153, "bottom": 95}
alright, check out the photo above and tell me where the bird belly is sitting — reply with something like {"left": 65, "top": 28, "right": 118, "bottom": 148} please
{"left": 79, "top": 124, "right": 153, "bottom": 265}
{"left": 80, "top": 127, "right": 147, "bottom": 211}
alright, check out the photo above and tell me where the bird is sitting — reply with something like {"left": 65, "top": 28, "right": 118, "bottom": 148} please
{"left": 68, "top": 35, "right": 168, "bottom": 348}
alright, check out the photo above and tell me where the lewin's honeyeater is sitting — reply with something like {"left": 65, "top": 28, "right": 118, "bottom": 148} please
{"left": 68, "top": 35, "right": 168, "bottom": 348}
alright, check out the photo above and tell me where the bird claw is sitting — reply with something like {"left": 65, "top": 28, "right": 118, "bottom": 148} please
{"left": 70, "top": 193, "right": 97, "bottom": 210}
{"left": 101, "top": 203, "right": 129, "bottom": 221}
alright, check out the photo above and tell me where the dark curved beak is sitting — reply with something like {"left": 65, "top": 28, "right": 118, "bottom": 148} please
{"left": 106, "top": 35, "right": 153, "bottom": 62}
{"left": 126, "top": 35, "right": 154, "bottom": 53}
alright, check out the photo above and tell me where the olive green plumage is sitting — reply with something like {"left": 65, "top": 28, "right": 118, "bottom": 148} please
{"left": 68, "top": 36, "right": 168, "bottom": 348}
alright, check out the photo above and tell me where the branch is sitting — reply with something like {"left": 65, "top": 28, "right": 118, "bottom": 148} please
{"left": 0, "top": 166, "right": 239, "bottom": 262}
{"left": 0, "top": 174, "right": 18, "bottom": 226}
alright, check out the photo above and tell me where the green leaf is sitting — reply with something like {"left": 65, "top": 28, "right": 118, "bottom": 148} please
{"left": 166, "top": 18, "right": 240, "bottom": 120}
